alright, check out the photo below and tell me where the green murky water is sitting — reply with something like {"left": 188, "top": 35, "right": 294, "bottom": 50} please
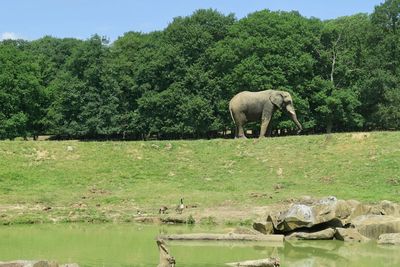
{"left": 0, "top": 224, "right": 400, "bottom": 267}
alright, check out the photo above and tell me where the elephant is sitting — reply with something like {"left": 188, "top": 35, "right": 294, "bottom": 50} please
{"left": 229, "top": 90, "right": 302, "bottom": 138}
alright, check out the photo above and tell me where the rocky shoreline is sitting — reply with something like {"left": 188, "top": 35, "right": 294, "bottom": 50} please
{"left": 153, "top": 196, "right": 400, "bottom": 245}
{"left": 252, "top": 196, "right": 400, "bottom": 244}
{"left": 3, "top": 197, "right": 400, "bottom": 267}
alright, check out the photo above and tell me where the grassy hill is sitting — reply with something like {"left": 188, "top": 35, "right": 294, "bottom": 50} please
{"left": 0, "top": 132, "right": 399, "bottom": 224}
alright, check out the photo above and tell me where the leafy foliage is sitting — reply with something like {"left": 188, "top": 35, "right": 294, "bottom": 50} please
{"left": 0, "top": 40, "right": 45, "bottom": 139}
{"left": 1, "top": 2, "right": 400, "bottom": 140}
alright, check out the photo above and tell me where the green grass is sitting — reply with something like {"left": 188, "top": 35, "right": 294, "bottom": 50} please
{"left": 0, "top": 131, "right": 399, "bottom": 224}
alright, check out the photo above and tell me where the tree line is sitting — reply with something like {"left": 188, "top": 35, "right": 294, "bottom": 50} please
{"left": 1, "top": 0, "right": 400, "bottom": 140}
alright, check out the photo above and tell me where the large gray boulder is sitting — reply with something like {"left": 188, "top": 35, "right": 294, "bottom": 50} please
{"left": 352, "top": 215, "right": 400, "bottom": 239}
{"left": 378, "top": 233, "right": 400, "bottom": 245}
{"left": 272, "top": 196, "right": 353, "bottom": 232}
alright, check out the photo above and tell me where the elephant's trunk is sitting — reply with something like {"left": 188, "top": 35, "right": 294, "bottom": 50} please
{"left": 286, "top": 105, "right": 302, "bottom": 132}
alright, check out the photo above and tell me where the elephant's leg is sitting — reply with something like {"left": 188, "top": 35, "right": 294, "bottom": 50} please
{"left": 259, "top": 120, "right": 270, "bottom": 138}
{"left": 237, "top": 123, "right": 247, "bottom": 138}
{"left": 233, "top": 112, "right": 247, "bottom": 138}
{"left": 259, "top": 113, "right": 273, "bottom": 138}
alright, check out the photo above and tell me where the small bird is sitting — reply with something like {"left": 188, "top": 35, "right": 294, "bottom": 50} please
{"left": 175, "top": 198, "right": 185, "bottom": 214}
{"left": 159, "top": 206, "right": 168, "bottom": 214}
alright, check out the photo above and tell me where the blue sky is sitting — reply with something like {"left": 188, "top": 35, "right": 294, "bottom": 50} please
{"left": 1, "top": 0, "right": 384, "bottom": 42}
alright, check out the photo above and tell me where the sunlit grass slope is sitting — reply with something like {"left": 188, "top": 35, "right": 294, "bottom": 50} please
{"left": 0, "top": 132, "right": 399, "bottom": 221}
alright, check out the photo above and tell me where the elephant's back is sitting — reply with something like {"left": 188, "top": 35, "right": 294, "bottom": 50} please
{"left": 229, "top": 91, "right": 247, "bottom": 111}
{"left": 230, "top": 90, "right": 269, "bottom": 106}
{"left": 229, "top": 91, "right": 268, "bottom": 118}
{"left": 231, "top": 90, "right": 271, "bottom": 99}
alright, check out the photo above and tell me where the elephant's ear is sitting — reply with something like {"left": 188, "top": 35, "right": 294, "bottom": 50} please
{"left": 270, "top": 93, "right": 283, "bottom": 108}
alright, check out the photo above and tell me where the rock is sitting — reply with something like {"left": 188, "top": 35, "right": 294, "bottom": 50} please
{"left": 134, "top": 216, "right": 160, "bottom": 224}
{"left": 259, "top": 198, "right": 400, "bottom": 240}
{"left": 0, "top": 261, "right": 78, "bottom": 267}
{"left": 334, "top": 228, "right": 370, "bottom": 242}
{"left": 378, "top": 200, "right": 400, "bottom": 216}
{"left": 345, "top": 199, "right": 361, "bottom": 208}
{"left": 270, "top": 197, "right": 398, "bottom": 234}
{"left": 352, "top": 215, "right": 400, "bottom": 239}
{"left": 0, "top": 262, "right": 27, "bottom": 267}
{"left": 285, "top": 228, "right": 335, "bottom": 240}
{"left": 279, "top": 204, "right": 313, "bottom": 230}
{"left": 345, "top": 201, "right": 393, "bottom": 223}
{"left": 347, "top": 200, "right": 400, "bottom": 219}
{"left": 232, "top": 227, "right": 262, "bottom": 235}
{"left": 0, "top": 261, "right": 58, "bottom": 267}
{"left": 333, "top": 200, "right": 354, "bottom": 223}
{"left": 378, "top": 233, "right": 400, "bottom": 245}
{"left": 273, "top": 196, "right": 350, "bottom": 232}
{"left": 346, "top": 201, "right": 371, "bottom": 220}
{"left": 297, "top": 195, "right": 315, "bottom": 205}
{"left": 253, "top": 221, "right": 274, "bottom": 235}
{"left": 160, "top": 216, "right": 186, "bottom": 224}
{"left": 266, "top": 213, "right": 280, "bottom": 230}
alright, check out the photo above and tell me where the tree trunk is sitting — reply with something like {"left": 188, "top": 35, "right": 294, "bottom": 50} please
{"left": 157, "top": 239, "right": 175, "bottom": 267}
{"left": 158, "top": 233, "right": 284, "bottom": 242}
{"left": 326, "top": 119, "right": 333, "bottom": 134}
{"left": 226, "top": 258, "right": 280, "bottom": 267}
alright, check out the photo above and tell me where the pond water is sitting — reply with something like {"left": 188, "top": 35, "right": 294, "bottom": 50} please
{"left": 0, "top": 224, "right": 400, "bottom": 267}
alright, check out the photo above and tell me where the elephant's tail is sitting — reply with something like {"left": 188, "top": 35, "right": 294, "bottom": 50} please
{"left": 229, "top": 103, "right": 235, "bottom": 124}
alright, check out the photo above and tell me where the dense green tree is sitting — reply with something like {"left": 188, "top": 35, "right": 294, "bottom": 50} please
{"left": 371, "top": 0, "right": 400, "bottom": 74}
{"left": 109, "top": 32, "right": 163, "bottom": 138}
{"left": 1, "top": 3, "right": 400, "bottom": 140}
{"left": 376, "top": 87, "right": 400, "bottom": 129}
{"left": 48, "top": 35, "right": 121, "bottom": 138}
{"left": 164, "top": 9, "right": 235, "bottom": 65}
{"left": 30, "top": 36, "right": 83, "bottom": 86}
{"left": 45, "top": 71, "right": 86, "bottom": 136}
{"left": 29, "top": 36, "right": 84, "bottom": 133}
{"left": 134, "top": 9, "right": 235, "bottom": 138}
{"left": 309, "top": 15, "right": 369, "bottom": 133}
{"left": 364, "top": 0, "right": 400, "bottom": 129}
{"left": 0, "top": 40, "right": 45, "bottom": 139}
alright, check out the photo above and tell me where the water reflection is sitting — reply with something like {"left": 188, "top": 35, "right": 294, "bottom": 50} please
{"left": 0, "top": 224, "right": 400, "bottom": 267}
{"left": 283, "top": 240, "right": 400, "bottom": 267}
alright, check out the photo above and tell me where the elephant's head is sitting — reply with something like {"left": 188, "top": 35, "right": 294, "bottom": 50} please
{"left": 270, "top": 91, "right": 303, "bottom": 132}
